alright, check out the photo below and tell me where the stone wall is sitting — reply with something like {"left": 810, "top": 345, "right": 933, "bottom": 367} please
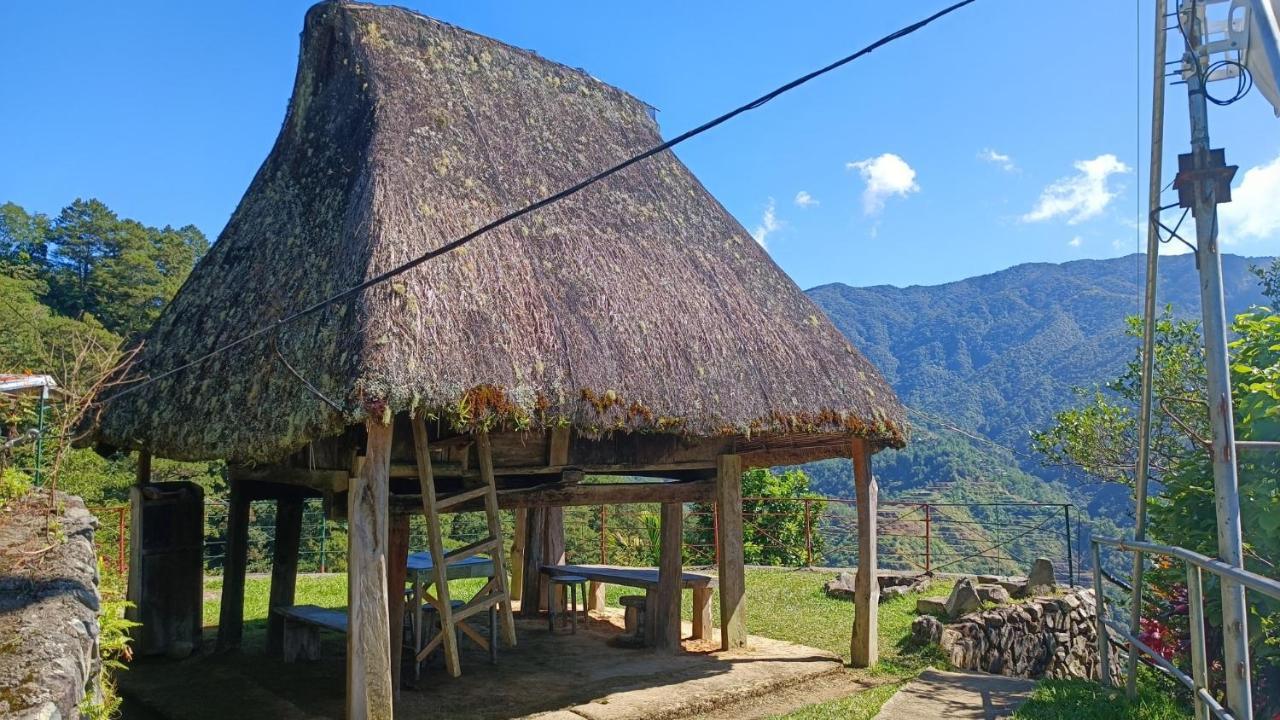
{"left": 0, "top": 490, "right": 103, "bottom": 719}
{"left": 912, "top": 588, "right": 1122, "bottom": 680}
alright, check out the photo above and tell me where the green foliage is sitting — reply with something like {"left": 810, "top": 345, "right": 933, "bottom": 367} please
{"left": 1013, "top": 668, "right": 1191, "bottom": 720}
{"left": 685, "top": 467, "right": 822, "bottom": 566}
{"left": 4, "top": 198, "right": 209, "bottom": 336}
{"left": 1037, "top": 302, "right": 1280, "bottom": 716}
{"left": 0, "top": 466, "right": 33, "bottom": 509}
{"left": 81, "top": 558, "right": 139, "bottom": 720}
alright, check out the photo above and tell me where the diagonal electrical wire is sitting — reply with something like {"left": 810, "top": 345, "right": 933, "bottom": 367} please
{"left": 98, "top": 0, "right": 979, "bottom": 407}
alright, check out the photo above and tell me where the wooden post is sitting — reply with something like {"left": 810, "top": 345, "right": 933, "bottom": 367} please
{"left": 347, "top": 420, "right": 394, "bottom": 720}
{"left": 543, "top": 506, "right": 566, "bottom": 613}
{"left": 851, "top": 438, "right": 879, "bottom": 668}
{"left": 715, "top": 454, "right": 746, "bottom": 650}
{"left": 387, "top": 513, "right": 410, "bottom": 698}
{"left": 653, "top": 502, "right": 684, "bottom": 652}
{"left": 692, "top": 587, "right": 714, "bottom": 641}
{"left": 216, "top": 478, "right": 250, "bottom": 652}
{"left": 520, "top": 507, "right": 546, "bottom": 616}
{"left": 267, "top": 495, "right": 305, "bottom": 656}
{"left": 510, "top": 509, "right": 527, "bottom": 603}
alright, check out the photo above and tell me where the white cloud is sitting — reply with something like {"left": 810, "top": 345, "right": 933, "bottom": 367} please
{"left": 1068, "top": 236, "right": 1082, "bottom": 247}
{"left": 793, "top": 191, "right": 818, "bottom": 209}
{"left": 1022, "top": 154, "right": 1131, "bottom": 224}
{"left": 846, "top": 153, "right": 919, "bottom": 215}
{"left": 979, "top": 148, "right": 1016, "bottom": 172}
{"left": 751, "top": 197, "right": 780, "bottom": 247}
{"left": 1220, "top": 153, "right": 1280, "bottom": 245}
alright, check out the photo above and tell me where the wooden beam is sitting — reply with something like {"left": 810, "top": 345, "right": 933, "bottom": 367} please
{"left": 347, "top": 420, "right": 393, "bottom": 720}
{"left": 519, "top": 507, "right": 546, "bottom": 617}
{"left": 229, "top": 464, "right": 350, "bottom": 493}
{"left": 653, "top": 502, "right": 684, "bottom": 653}
{"left": 715, "top": 454, "right": 746, "bottom": 650}
{"left": 387, "top": 479, "right": 716, "bottom": 514}
{"left": 548, "top": 426, "right": 571, "bottom": 466}
{"left": 387, "top": 513, "right": 410, "bottom": 699}
{"left": 266, "top": 495, "right": 304, "bottom": 656}
{"left": 216, "top": 478, "right": 250, "bottom": 652}
{"left": 136, "top": 450, "right": 152, "bottom": 486}
{"left": 851, "top": 437, "right": 879, "bottom": 668}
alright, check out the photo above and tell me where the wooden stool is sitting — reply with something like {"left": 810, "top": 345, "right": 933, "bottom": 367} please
{"left": 619, "top": 595, "right": 647, "bottom": 641}
{"left": 547, "top": 574, "right": 589, "bottom": 634}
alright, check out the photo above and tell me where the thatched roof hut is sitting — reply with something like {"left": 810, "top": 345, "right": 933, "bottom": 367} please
{"left": 93, "top": 0, "right": 904, "bottom": 464}
{"left": 104, "top": 2, "right": 904, "bottom": 714}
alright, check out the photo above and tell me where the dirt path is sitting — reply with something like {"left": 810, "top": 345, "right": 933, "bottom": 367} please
{"left": 687, "top": 669, "right": 887, "bottom": 720}
{"left": 872, "top": 669, "right": 1035, "bottom": 720}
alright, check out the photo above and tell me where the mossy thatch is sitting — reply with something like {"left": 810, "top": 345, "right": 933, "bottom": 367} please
{"left": 92, "top": 1, "right": 906, "bottom": 463}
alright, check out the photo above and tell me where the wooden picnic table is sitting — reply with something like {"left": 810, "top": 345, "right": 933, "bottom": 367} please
{"left": 540, "top": 564, "right": 717, "bottom": 643}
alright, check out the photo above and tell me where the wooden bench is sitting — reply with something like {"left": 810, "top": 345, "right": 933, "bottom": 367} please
{"left": 274, "top": 605, "right": 347, "bottom": 662}
{"left": 540, "top": 564, "right": 717, "bottom": 642}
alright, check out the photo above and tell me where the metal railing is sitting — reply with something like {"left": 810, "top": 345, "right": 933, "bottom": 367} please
{"left": 1092, "top": 536, "right": 1280, "bottom": 720}
{"left": 88, "top": 497, "right": 1081, "bottom": 583}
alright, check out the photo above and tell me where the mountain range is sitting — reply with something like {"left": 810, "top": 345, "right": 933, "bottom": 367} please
{"left": 802, "top": 253, "right": 1272, "bottom": 519}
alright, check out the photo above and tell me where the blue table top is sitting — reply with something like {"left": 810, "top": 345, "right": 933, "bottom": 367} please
{"left": 406, "top": 551, "right": 494, "bottom": 575}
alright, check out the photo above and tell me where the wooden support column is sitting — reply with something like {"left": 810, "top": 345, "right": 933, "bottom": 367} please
{"left": 653, "top": 502, "right": 684, "bottom": 652}
{"left": 347, "top": 420, "right": 394, "bottom": 720}
{"left": 543, "top": 506, "right": 566, "bottom": 613}
{"left": 266, "top": 495, "right": 305, "bottom": 656}
{"left": 519, "top": 507, "right": 546, "bottom": 616}
{"left": 216, "top": 478, "right": 251, "bottom": 652}
{"left": 510, "top": 509, "right": 527, "bottom": 603}
{"left": 851, "top": 437, "right": 879, "bottom": 668}
{"left": 387, "top": 513, "right": 410, "bottom": 699}
{"left": 715, "top": 454, "right": 746, "bottom": 650}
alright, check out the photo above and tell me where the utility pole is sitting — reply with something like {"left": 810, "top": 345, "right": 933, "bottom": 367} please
{"left": 1127, "top": 0, "right": 1168, "bottom": 697}
{"left": 1174, "top": 5, "right": 1252, "bottom": 714}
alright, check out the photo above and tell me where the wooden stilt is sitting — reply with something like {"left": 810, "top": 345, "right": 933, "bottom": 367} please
{"left": 267, "top": 495, "right": 304, "bottom": 656}
{"left": 347, "top": 420, "right": 394, "bottom": 720}
{"left": 387, "top": 513, "right": 410, "bottom": 698}
{"left": 510, "top": 509, "right": 527, "bottom": 604}
{"left": 216, "top": 478, "right": 250, "bottom": 652}
{"left": 520, "top": 507, "right": 546, "bottom": 616}
{"left": 653, "top": 502, "right": 684, "bottom": 653}
{"left": 851, "top": 437, "right": 879, "bottom": 668}
{"left": 543, "top": 507, "right": 566, "bottom": 613}
{"left": 715, "top": 454, "right": 746, "bottom": 650}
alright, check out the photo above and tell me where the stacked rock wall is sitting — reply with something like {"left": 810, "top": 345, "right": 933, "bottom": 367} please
{"left": 0, "top": 491, "right": 103, "bottom": 719}
{"left": 914, "top": 588, "right": 1122, "bottom": 680}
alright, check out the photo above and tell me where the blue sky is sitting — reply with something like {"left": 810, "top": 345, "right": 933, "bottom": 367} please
{"left": 2, "top": 1, "right": 1279, "bottom": 289}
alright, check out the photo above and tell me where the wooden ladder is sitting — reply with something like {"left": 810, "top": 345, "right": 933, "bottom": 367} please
{"left": 410, "top": 418, "right": 517, "bottom": 677}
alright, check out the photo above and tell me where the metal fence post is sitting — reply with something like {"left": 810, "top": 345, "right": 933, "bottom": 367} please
{"left": 712, "top": 502, "right": 720, "bottom": 567}
{"left": 117, "top": 508, "right": 126, "bottom": 575}
{"left": 319, "top": 514, "right": 327, "bottom": 574}
{"left": 1092, "top": 541, "right": 1111, "bottom": 687}
{"left": 600, "top": 505, "right": 608, "bottom": 564}
{"left": 803, "top": 499, "right": 813, "bottom": 567}
{"left": 1064, "top": 505, "right": 1075, "bottom": 586}
{"left": 1186, "top": 561, "right": 1209, "bottom": 720}
{"left": 923, "top": 503, "right": 932, "bottom": 574}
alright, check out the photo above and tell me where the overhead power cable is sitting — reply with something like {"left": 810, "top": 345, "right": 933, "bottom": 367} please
{"left": 99, "top": 0, "right": 979, "bottom": 406}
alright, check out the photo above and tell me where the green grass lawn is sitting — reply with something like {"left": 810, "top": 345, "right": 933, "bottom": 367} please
{"left": 202, "top": 569, "right": 1188, "bottom": 720}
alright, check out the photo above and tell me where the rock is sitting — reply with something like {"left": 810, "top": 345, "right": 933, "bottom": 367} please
{"left": 823, "top": 571, "right": 858, "bottom": 600}
{"left": 916, "top": 596, "right": 948, "bottom": 616}
{"left": 910, "top": 615, "right": 943, "bottom": 645}
{"left": 976, "top": 584, "right": 1012, "bottom": 605}
{"left": 977, "top": 574, "right": 1002, "bottom": 584}
{"left": 882, "top": 585, "right": 912, "bottom": 602}
{"left": 1027, "top": 558, "right": 1057, "bottom": 594}
{"left": 945, "top": 577, "right": 983, "bottom": 618}
{"left": 1000, "top": 579, "right": 1028, "bottom": 598}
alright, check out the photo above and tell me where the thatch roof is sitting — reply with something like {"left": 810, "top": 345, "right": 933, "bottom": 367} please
{"left": 93, "top": 1, "right": 906, "bottom": 463}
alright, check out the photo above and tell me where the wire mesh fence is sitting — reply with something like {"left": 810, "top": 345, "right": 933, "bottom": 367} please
{"left": 86, "top": 497, "right": 1080, "bottom": 582}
